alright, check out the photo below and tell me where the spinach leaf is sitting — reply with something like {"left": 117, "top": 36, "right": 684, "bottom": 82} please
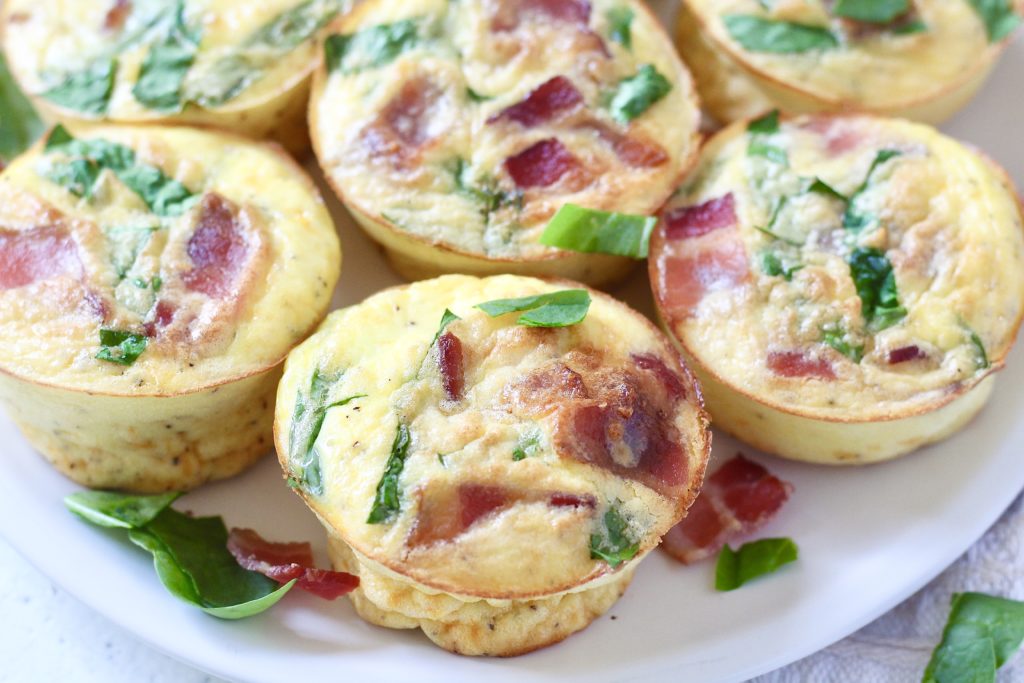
{"left": 590, "top": 505, "right": 639, "bottom": 568}
{"left": 475, "top": 289, "right": 592, "bottom": 328}
{"left": 96, "top": 329, "right": 148, "bottom": 365}
{"left": 0, "top": 50, "right": 45, "bottom": 164}
{"left": 894, "top": 19, "right": 928, "bottom": 34}
{"left": 844, "top": 149, "right": 902, "bottom": 231}
{"left": 367, "top": 423, "right": 412, "bottom": 524}
{"left": 512, "top": 431, "right": 541, "bottom": 461}
{"left": 833, "top": 0, "right": 909, "bottom": 23}
{"left": 43, "top": 158, "right": 102, "bottom": 199}
{"left": 452, "top": 158, "right": 522, "bottom": 222}
{"left": 65, "top": 491, "right": 181, "bottom": 529}
{"left": 288, "top": 368, "right": 365, "bottom": 496}
{"left": 724, "top": 15, "right": 839, "bottom": 53}
{"left": 747, "top": 107, "right": 787, "bottom": 165}
{"left": 754, "top": 197, "right": 803, "bottom": 246}
{"left": 968, "top": 0, "right": 1022, "bottom": 42}
{"left": 432, "top": 308, "right": 460, "bottom": 345}
{"left": 325, "top": 19, "right": 421, "bottom": 74}
{"left": 923, "top": 592, "right": 1024, "bottom": 683}
{"left": 609, "top": 64, "right": 672, "bottom": 124}
{"left": 760, "top": 250, "right": 803, "bottom": 281}
{"left": 807, "top": 177, "right": 848, "bottom": 202}
{"left": 248, "top": 0, "right": 341, "bottom": 51}
{"left": 607, "top": 6, "right": 635, "bottom": 49}
{"left": 748, "top": 109, "right": 780, "bottom": 134}
{"left": 116, "top": 163, "right": 195, "bottom": 216}
{"left": 42, "top": 59, "right": 117, "bottom": 115}
{"left": 822, "top": 324, "right": 864, "bottom": 362}
{"left": 716, "top": 538, "right": 798, "bottom": 591}
{"left": 848, "top": 247, "right": 906, "bottom": 330}
{"left": 539, "top": 203, "right": 656, "bottom": 259}
{"left": 132, "top": 2, "right": 200, "bottom": 112}
{"left": 967, "top": 328, "right": 990, "bottom": 370}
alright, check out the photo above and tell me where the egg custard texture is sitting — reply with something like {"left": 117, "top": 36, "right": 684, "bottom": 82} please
{"left": 676, "top": 0, "right": 1023, "bottom": 124}
{"left": 310, "top": 0, "right": 701, "bottom": 286}
{"left": 1, "top": 0, "right": 351, "bottom": 152}
{"left": 276, "top": 275, "right": 710, "bottom": 655}
{"left": 649, "top": 114, "right": 1024, "bottom": 464}
{"left": 0, "top": 125, "right": 340, "bottom": 491}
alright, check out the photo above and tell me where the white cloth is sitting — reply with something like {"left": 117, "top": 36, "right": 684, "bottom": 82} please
{"left": 756, "top": 493, "right": 1024, "bottom": 682}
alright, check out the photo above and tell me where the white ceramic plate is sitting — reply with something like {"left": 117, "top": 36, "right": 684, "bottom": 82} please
{"left": 2, "top": 4, "right": 1024, "bottom": 682}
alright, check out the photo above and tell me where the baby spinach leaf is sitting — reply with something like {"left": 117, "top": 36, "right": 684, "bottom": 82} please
{"left": 539, "top": 203, "right": 656, "bottom": 259}
{"left": 475, "top": 290, "right": 592, "bottom": 328}
{"left": 843, "top": 149, "right": 902, "bottom": 231}
{"left": 65, "top": 491, "right": 181, "bottom": 529}
{"left": 754, "top": 197, "right": 804, "bottom": 246}
{"left": 822, "top": 325, "right": 865, "bottom": 362}
{"left": 893, "top": 19, "right": 928, "bottom": 34}
{"left": 512, "top": 431, "right": 541, "bottom": 462}
{"left": 452, "top": 158, "right": 522, "bottom": 222}
{"left": 748, "top": 109, "right": 780, "bottom": 134}
{"left": 248, "top": 0, "right": 341, "bottom": 51}
{"left": 760, "top": 251, "right": 803, "bottom": 281}
{"left": 748, "top": 138, "right": 789, "bottom": 166}
{"left": 923, "top": 592, "right": 1024, "bottom": 683}
{"left": 367, "top": 423, "right": 412, "bottom": 524}
{"left": 432, "top": 309, "right": 460, "bottom": 345}
{"left": 116, "top": 163, "right": 195, "bottom": 216}
{"left": 969, "top": 330, "right": 990, "bottom": 370}
{"left": 0, "top": 50, "right": 45, "bottom": 164}
{"left": 325, "top": 19, "right": 421, "bottom": 74}
{"left": 42, "top": 59, "right": 117, "bottom": 115}
{"left": 833, "top": 0, "right": 909, "bottom": 23}
{"left": 609, "top": 64, "right": 672, "bottom": 124}
{"left": 724, "top": 15, "right": 839, "bottom": 53}
{"left": 132, "top": 3, "right": 200, "bottom": 112}
{"left": 968, "top": 0, "right": 1022, "bottom": 42}
{"left": 590, "top": 505, "right": 639, "bottom": 568}
{"left": 849, "top": 247, "right": 906, "bottom": 330}
{"left": 43, "top": 158, "right": 102, "bottom": 199}
{"left": 715, "top": 538, "right": 798, "bottom": 591}
{"left": 96, "top": 329, "right": 148, "bottom": 365}
{"left": 607, "top": 6, "right": 635, "bottom": 49}
{"left": 807, "top": 177, "right": 848, "bottom": 202}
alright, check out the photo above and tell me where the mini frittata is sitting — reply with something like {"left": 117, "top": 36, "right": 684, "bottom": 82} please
{"left": 310, "top": 0, "right": 701, "bottom": 286}
{"left": 276, "top": 274, "right": 710, "bottom": 655}
{"left": 676, "top": 0, "right": 1023, "bottom": 124}
{"left": 1, "top": 0, "right": 350, "bottom": 152}
{"left": 649, "top": 113, "right": 1024, "bottom": 464}
{"left": 0, "top": 124, "right": 340, "bottom": 491}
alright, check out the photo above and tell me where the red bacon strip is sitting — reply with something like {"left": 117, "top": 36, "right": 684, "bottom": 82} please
{"left": 504, "top": 138, "right": 582, "bottom": 188}
{"left": 492, "top": 0, "right": 592, "bottom": 31}
{"left": 768, "top": 350, "right": 836, "bottom": 379}
{"left": 632, "top": 353, "right": 686, "bottom": 400}
{"left": 889, "top": 345, "right": 927, "bottom": 364}
{"left": 437, "top": 331, "right": 465, "bottom": 401}
{"left": 490, "top": 76, "right": 583, "bottom": 127}
{"left": 661, "top": 454, "right": 793, "bottom": 564}
{"left": 664, "top": 194, "right": 737, "bottom": 240}
{"left": 181, "top": 194, "right": 250, "bottom": 299}
{"left": 104, "top": 0, "right": 132, "bottom": 31}
{"left": 360, "top": 78, "right": 442, "bottom": 167}
{"left": 227, "top": 528, "right": 359, "bottom": 600}
{"left": 0, "top": 226, "right": 82, "bottom": 290}
{"left": 581, "top": 121, "right": 669, "bottom": 169}
{"left": 655, "top": 241, "right": 750, "bottom": 318}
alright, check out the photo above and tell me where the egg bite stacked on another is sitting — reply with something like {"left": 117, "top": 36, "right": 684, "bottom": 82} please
{"left": 275, "top": 274, "right": 711, "bottom": 655}
{"left": 309, "top": 0, "right": 701, "bottom": 286}
{"left": 649, "top": 113, "right": 1024, "bottom": 464}
{"left": 1, "top": 0, "right": 351, "bottom": 153}
{"left": 0, "top": 125, "right": 340, "bottom": 491}
{"left": 675, "top": 0, "right": 1022, "bottom": 124}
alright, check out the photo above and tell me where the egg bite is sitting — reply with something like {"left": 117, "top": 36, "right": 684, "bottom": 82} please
{"left": 649, "top": 113, "right": 1024, "bottom": 465}
{"left": 0, "top": 124, "right": 340, "bottom": 491}
{"left": 275, "top": 274, "right": 710, "bottom": 655}
{"left": 675, "top": 0, "right": 1022, "bottom": 125}
{"left": 1, "top": 0, "right": 351, "bottom": 153}
{"left": 309, "top": 0, "right": 701, "bottom": 286}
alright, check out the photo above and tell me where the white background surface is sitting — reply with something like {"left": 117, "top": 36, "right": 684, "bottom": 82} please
{"left": 2, "top": 4, "right": 1024, "bottom": 683}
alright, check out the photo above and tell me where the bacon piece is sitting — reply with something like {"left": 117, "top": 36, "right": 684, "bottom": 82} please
{"left": 181, "top": 194, "right": 250, "bottom": 299}
{"left": 656, "top": 241, "right": 750, "bottom": 318}
{"left": 661, "top": 454, "right": 793, "bottom": 564}
{"left": 492, "top": 0, "right": 592, "bottom": 31}
{"left": 437, "top": 331, "right": 465, "bottom": 401}
{"left": 104, "top": 0, "right": 132, "bottom": 31}
{"left": 889, "top": 345, "right": 927, "bottom": 364}
{"left": 549, "top": 492, "right": 598, "bottom": 509}
{"left": 504, "top": 138, "right": 582, "bottom": 188}
{"left": 581, "top": 121, "right": 669, "bottom": 168}
{"left": 360, "top": 78, "right": 442, "bottom": 167}
{"left": 0, "top": 226, "right": 82, "bottom": 290}
{"left": 768, "top": 350, "right": 836, "bottom": 380}
{"left": 490, "top": 76, "right": 583, "bottom": 127}
{"left": 503, "top": 362, "right": 589, "bottom": 413}
{"left": 227, "top": 528, "right": 359, "bottom": 600}
{"left": 632, "top": 353, "right": 685, "bottom": 400}
{"left": 664, "top": 194, "right": 737, "bottom": 240}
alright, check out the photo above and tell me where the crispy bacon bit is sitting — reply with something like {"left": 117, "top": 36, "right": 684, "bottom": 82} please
{"left": 655, "top": 241, "right": 750, "bottom": 318}
{"left": 437, "top": 331, "right": 465, "bottom": 401}
{"left": 504, "top": 138, "right": 581, "bottom": 188}
{"left": 0, "top": 226, "right": 82, "bottom": 290}
{"left": 227, "top": 528, "right": 359, "bottom": 600}
{"left": 81, "top": 290, "right": 110, "bottom": 320}
{"left": 490, "top": 76, "right": 583, "bottom": 127}
{"left": 408, "top": 483, "right": 595, "bottom": 547}
{"left": 104, "top": 0, "right": 132, "bottom": 31}
{"left": 768, "top": 350, "right": 837, "bottom": 380}
{"left": 181, "top": 194, "right": 249, "bottom": 299}
{"left": 143, "top": 300, "right": 176, "bottom": 337}
{"left": 889, "top": 345, "right": 927, "bottom": 364}
{"left": 492, "top": 0, "right": 592, "bottom": 31}
{"left": 360, "top": 78, "right": 442, "bottom": 166}
{"left": 582, "top": 121, "right": 669, "bottom": 168}
{"left": 664, "top": 194, "right": 737, "bottom": 240}
{"left": 632, "top": 353, "right": 685, "bottom": 400}
{"left": 660, "top": 454, "right": 793, "bottom": 564}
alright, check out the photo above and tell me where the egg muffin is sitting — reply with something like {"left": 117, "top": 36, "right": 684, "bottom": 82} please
{"left": 275, "top": 274, "right": 710, "bottom": 655}
{"left": 649, "top": 113, "right": 1024, "bottom": 464}
{"left": 676, "top": 0, "right": 1023, "bottom": 124}
{"left": 1, "top": 0, "right": 351, "bottom": 153}
{"left": 0, "top": 124, "right": 340, "bottom": 491}
{"left": 309, "top": 0, "right": 701, "bottom": 286}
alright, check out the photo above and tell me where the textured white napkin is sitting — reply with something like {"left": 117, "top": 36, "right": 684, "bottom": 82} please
{"left": 754, "top": 493, "right": 1024, "bottom": 682}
